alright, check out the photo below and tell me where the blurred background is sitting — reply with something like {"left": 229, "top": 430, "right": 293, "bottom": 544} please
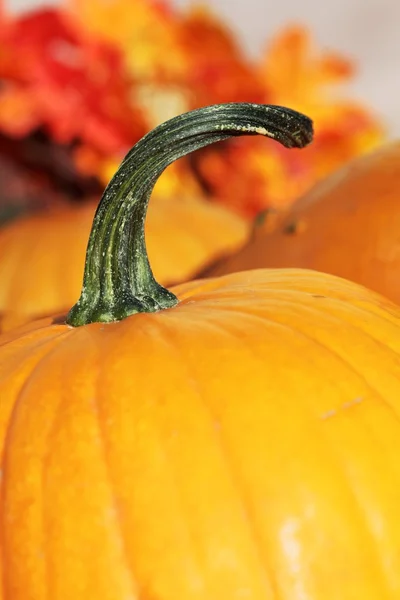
{"left": 0, "top": 0, "right": 391, "bottom": 220}
{"left": 11, "top": 0, "right": 400, "bottom": 135}
{"left": 1, "top": 0, "right": 400, "bottom": 329}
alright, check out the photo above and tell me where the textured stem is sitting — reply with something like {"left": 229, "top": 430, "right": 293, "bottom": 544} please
{"left": 66, "top": 103, "right": 313, "bottom": 327}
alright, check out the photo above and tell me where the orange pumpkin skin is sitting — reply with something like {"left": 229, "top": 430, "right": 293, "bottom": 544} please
{"left": 0, "top": 193, "right": 248, "bottom": 326}
{"left": 9, "top": 101, "right": 400, "bottom": 599}
{"left": 2, "top": 268, "right": 400, "bottom": 600}
{"left": 201, "top": 141, "right": 400, "bottom": 301}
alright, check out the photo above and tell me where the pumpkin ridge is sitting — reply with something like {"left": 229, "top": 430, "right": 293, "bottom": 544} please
{"left": 201, "top": 288, "right": 400, "bottom": 347}
{"left": 0, "top": 329, "right": 73, "bottom": 472}
{"left": 264, "top": 298, "right": 400, "bottom": 404}
{"left": 177, "top": 269, "right": 400, "bottom": 316}
{"left": 2, "top": 329, "right": 75, "bottom": 435}
{"left": 0, "top": 330, "right": 73, "bottom": 417}
{"left": 175, "top": 277, "right": 233, "bottom": 301}
{"left": 1, "top": 329, "right": 76, "bottom": 595}
{"left": 303, "top": 397, "right": 395, "bottom": 590}
{"left": 0, "top": 321, "right": 68, "bottom": 350}
{"left": 91, "top": 323, "right": 210, "bottom": 598}
{"left": 292, "top": 297, "right": 400, "bottom": 361}
{"left": 85, "top": 369, "right": 138, "bottom": 599}
{"left": 307, "top": 400, "right": 400, "bottom": 591}
{"left": 202, "top": 302, "right": 400, "bottom": 400}
{"left": 42, "top": 353, "right": 74, "bottom": 600}
{"left": 152, "top": 321, "right": 279, "bottom": 598}
{"left": 151, "top": 378, "right": 210, "bottom": 590}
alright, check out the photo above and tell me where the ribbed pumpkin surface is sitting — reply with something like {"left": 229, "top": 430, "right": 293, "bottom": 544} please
{"left": 1, "top": 268, "right": 400, "bottom": 599}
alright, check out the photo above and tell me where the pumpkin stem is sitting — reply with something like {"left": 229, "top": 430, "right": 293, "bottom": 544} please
{"left": 66, "top": 103, "right": 313, "bottom": 326}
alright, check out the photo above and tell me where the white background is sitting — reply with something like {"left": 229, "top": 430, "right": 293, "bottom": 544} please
{"left": 8, "top": 0, "right": 400, "bottom": 136}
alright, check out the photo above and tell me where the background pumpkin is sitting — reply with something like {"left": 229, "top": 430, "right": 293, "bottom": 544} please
{"left": 0, "top": 183, "right": 248, "bottom": 328}
{"left": 2, "top": 104, "right": 400, "bottom": 600}
{"left": 200, "top": 141, "right": 400, "bottom": 304}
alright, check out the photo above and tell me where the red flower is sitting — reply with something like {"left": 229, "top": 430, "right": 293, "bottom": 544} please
{"left": 0, "top": 7, "right": 148, "bottom": 156}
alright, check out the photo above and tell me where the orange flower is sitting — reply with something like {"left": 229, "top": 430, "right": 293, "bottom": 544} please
{"left": 176, "top": 7, "right": 265, "bottom": 107}
{"left": 68, "top": 0, "right": 267, "bottom": 190}
{"left": 70, "top": 0, "right": 188, "bottom": 84}
{"left": 193, "top": 25, "right": 384, "bottom": 217}
{"left": 71, "top": 1, "right": 265, "bottom": 117}
{"left": 261, "top": 25, "right": 383, "bottom": 169}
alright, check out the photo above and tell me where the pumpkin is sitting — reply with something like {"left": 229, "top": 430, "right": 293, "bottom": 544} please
{"left": 0, "top": 182, "right": 248, "bottom": 328}
{"left": 2, "top": 103, "right": 400, "bottom": 600}
{"left": 200, "top": 141, "right": 400, "bottom": 303}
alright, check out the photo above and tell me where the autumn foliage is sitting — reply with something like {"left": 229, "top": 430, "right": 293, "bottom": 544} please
{"left": 0, "top": 0, "right": 384, "bottom": 218}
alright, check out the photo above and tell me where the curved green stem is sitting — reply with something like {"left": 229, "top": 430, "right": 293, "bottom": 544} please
{"left": 66, "top": 103, "right": 313, "bottom": 327}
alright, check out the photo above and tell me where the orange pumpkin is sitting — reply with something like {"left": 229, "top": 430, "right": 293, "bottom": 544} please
{"left": 2, "top": 104, "right": 400, "bottom": 600}
{"left": 0, "top": 182, "right": 248, "bottom": 328}
{"left": 200, "top": 141, "right": 400, "bottom": 304}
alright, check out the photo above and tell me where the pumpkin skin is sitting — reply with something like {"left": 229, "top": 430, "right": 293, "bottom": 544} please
{"left": 2, "top": 268, "right": 400, "bottom": 599}
{"left": 0, "top": 192, "right": 248, "bottom": 327}
{"left": 200, "top": 142, "right": 400, "bottom": 303}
